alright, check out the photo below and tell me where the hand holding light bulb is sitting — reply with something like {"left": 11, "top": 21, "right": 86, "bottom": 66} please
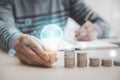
{"left": 14, "top": 34, "right": 57, "bottom": 67}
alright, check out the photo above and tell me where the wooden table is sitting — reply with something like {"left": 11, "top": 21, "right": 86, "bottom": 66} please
{"left": 0, "top": 48, "right": 120, "bottom": 80}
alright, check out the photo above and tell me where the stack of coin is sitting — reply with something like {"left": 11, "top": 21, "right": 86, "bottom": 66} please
{"left": 77, "top": 53, "right": 87, "bottom": 67}
{"left": 89, "top": 58, "right": 100, "bottom": 67}
{"left": 114, "top": 60, "right": 120, "bottom": 66}
{"left": 101, "top": 59, "right": 112, "bottom": 67}
{"left": 64, "top": 49, "right": 75, "bottom": 68}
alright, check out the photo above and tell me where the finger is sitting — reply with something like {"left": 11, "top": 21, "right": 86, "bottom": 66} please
{"left": 81, "top": 21, "right": 91, "bottom": 29}
{"left": 86, "top": 26, "right": 94, "bottom": 34}
{"left": 19, "top": 35, "right": 50, "bottom": 62}
{"left": 15, "top": 44, "right": 37, "bottom": 65}
{"left": 80, "top": 28, "right": 87, "bottom": 37}
{"left": 75, "top": 27, "right": 86, "bottom": 37}
{"left": 47, "top": 51, "right": 58, "bottom": 63}
{"left": 16, "top": 51, "right": 36, "bottom": 65}
{"left": 76, "top": 33, "right": 82, "bottom": 41}
{"left": 15, "top": 35, "right": 51, "bottom": 67}
{"left": 76, "top": 33, "right": 90, "bottom": 41}
{"left": 76, "top": 29, "right": 88, "bottom": 40}
{"left": 82, "top": 35, "right": 92, "bottom": 41}
{"left": 20, "top": 44, "right": 51, "bottom": 67}
{"left": 32, "top": 36, "right": 45, "bottom": 50}
{"left": 86, "top": 27, "right": 98, "bottom": 40}
{"left": 75, "top": 28, "right": 80, "bottom": 34}
{"left": 27, "top": 36, "right": 50, "bottom": 62}
{"left": 75, "top": 28, "right": 80, "bottom": 37}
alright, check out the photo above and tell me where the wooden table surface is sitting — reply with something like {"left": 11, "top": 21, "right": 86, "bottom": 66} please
{"left": 0, "top": 48, "right": 120, "bottom": 80}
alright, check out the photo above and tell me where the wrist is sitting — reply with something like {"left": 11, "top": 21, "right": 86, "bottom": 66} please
{"left": 94, "top": 23, "right": 102, "bottom": 38}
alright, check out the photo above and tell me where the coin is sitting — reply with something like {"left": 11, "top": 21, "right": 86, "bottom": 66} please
{"left": 89, "top": 58, "right": 100, "bottom": 67}
{"left": 64, "top": 49, "right": 75, "bottom": 68}
{"left": 77, "top": 53, "right": 87, "bottom": 67}
{"left": 114, "top": 60, "right": 120, "bottom": 66}
{"left": 101, "top": 59, "right": 112, "bottom": 67}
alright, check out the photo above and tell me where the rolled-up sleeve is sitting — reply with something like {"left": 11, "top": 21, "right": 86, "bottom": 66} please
{"left": 0, "top": 0, "right": 22, "bottom": 51}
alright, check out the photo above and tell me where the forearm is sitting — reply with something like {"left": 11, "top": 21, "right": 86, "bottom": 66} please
{"left": 0, "top": 21, "right": 22, "bottom": 51}
{"left": 0, "top": 0, "right": 23, "bottom": 51}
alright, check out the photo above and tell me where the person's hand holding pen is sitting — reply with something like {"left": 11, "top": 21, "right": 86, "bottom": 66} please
{"left": 75, "top": 11, "right": 99, "bottom": 41}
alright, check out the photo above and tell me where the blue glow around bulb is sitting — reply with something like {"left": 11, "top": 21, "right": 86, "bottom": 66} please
{"left": 25, "top": 19, "right": 32, "bottom": 26}
{"left": 8, "top": 49, "right": 16, "bottom": 56}
{"left": 40, "top": 24, "right": 63, "bottom": 39}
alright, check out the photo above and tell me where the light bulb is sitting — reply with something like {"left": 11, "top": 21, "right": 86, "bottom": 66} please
{"left": 40, "top": 24, "right": 63, "bottom": 51}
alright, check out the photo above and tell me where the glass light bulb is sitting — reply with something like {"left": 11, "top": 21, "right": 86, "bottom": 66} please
{"left": 40, "top": 24, "right": 63, "bottom": 51}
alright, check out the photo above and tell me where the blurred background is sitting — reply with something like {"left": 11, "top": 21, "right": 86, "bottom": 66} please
{"left": 85, "top": 0, "right": 120, "bottom": 38}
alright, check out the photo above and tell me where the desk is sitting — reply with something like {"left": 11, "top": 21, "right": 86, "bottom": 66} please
{"left": 0, "top": 48, "right": 120, "bottom": 80}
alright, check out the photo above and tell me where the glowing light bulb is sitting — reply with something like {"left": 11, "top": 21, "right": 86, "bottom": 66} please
{"left": 40, "top": 24, "right": 63, "bottom": 51}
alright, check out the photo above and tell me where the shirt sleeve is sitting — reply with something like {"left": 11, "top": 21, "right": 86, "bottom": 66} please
{"left": 69, "top": 0, "right": 110, "bottom": 38}
{"left": 0, "top": 0, "right": 22, "bottom": 52}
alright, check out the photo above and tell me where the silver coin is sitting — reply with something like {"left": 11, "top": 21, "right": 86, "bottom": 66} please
{"left": 89, "top": 58, "right": 100, "bottom": 67}
{"left": 101, "top": 59, "right": 112, "bottom": 67}
{"left": 114, "top": 60, "right": 120, "bottom": 66}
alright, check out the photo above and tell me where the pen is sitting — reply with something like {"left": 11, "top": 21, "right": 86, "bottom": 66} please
{"left": 75, "top": 11, "right": 93, "bottom": 50}
{"left": 85, "top": 11, "right": 93, "bottom": 22}
{"left": 79, "top": 11, "right": 93, "bottom": 36}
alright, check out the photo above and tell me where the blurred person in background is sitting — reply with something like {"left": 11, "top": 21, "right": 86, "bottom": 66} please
{"left": 0, "top": 0, "right": 110, "bottom": 67}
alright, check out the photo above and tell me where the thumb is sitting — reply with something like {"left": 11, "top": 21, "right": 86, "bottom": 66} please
{"left": 31, "top": 36, "right": 45, "bottom": 50}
